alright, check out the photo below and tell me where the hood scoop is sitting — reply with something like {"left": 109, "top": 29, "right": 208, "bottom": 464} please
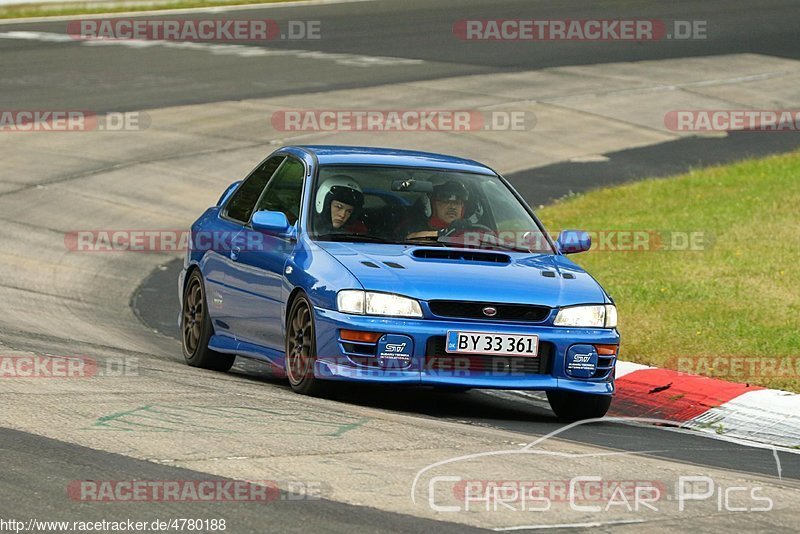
{"left": 412, "top": 248, "right": 510, "bottom": 264}
{"left": 542, "top": 270, "right": 576, "bottom": 279}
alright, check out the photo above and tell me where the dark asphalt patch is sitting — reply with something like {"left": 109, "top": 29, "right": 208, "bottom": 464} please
{"left": 2, "top": 0, "right": 800, "bottom": 111}
{"left": 0, "top": 426, "right": 484, "bottom": 532}
{"left": 506, "top": 130, "right": 800, "bottom": 205}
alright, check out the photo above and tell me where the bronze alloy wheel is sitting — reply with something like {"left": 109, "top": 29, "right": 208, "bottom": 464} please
{"left": 181, "top": 270, "right": 235, "bottom": 372}
{"left": 182, "top": 276, "right": 204, "bottom": 355}
{"left": 285, "top": 294, "right": 328, "bottom": 396}
{"left": 286, "top": 299, "right": 313, "bottom": 386}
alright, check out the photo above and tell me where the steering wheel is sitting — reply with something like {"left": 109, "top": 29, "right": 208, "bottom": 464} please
{"left": 438, "top": 219, "right": 496, "bottom": 240}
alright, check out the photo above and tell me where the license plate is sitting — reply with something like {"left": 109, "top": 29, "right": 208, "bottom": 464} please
{"left": 445, "top": 331, "right": 539, "bottom": 357}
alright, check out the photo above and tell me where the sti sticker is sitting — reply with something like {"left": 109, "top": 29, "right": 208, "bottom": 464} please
{"left": 377, "top": 334, "right": 413, "bottom": 368}
{"left": 566, "top": 344, "right": 598, "bottom": 378}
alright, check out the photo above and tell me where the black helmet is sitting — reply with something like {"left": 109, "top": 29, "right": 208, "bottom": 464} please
{"left": 431, "top": 180, "right": 468, "bottom": 202}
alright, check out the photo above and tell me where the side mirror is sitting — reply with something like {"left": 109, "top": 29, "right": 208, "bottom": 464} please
{"left": 557, "top": 230, "right": 591, "bottom": 254}
{"left": 252, "top": 210, "right": 292, "bottom": 235}
{"left": 217, "top": 181, "right": 241, "bottom": 207}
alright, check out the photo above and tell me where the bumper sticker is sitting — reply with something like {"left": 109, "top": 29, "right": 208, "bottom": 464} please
{"left": 566, "top": 344, "right": 598, "bottom": 379}
{"left": 377, "top": 334, "right": 413, "bottom": 368}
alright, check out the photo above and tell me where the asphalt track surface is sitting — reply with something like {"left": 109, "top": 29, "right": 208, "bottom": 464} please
{"left": 0, "top": 0, "right": 799, "bottom": 111}
{"left": 0, "top": 426, "right": 483, "bottom": 533}
{"left": 3, "top": 0, "right": 800, "bottom": 531}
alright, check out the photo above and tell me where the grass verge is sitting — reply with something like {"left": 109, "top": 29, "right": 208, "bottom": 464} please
{"left": 0, "top": 0, "right": 295, "bottom": 20}
{"left": 538, "top": 150, "right": 800, "bottom": 392}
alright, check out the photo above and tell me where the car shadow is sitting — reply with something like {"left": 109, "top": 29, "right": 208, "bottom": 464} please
{"left": 229, "top": 355, "right": 558, "bottom": 425}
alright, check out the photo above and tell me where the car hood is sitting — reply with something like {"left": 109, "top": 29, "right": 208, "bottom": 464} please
{"left": 316, "top": 242, "right": 608, "bottom": 307}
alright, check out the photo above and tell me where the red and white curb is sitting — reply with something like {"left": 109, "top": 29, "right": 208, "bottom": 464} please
{"left": 613, "top": 361, "right": 800, "bottom": 449}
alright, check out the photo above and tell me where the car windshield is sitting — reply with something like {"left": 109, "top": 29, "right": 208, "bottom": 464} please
{"left": 309, "top": 165, "right": 555, "bottom": 254}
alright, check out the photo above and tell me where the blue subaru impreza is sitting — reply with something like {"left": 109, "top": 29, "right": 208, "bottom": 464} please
{"left": 179, "top": 145, "right": 619, "bottom": 420}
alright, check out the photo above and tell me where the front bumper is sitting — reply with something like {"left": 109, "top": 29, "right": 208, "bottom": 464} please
{"left": 312, "top": 308, "right": 619, "bottom": 395}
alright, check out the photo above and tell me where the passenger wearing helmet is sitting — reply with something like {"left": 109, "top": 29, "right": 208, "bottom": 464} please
{"left": 405, "top": 180, "right": 468, "bottom": 239}
{"left": 314, "top": 175, "right": 367, "bottom": 234}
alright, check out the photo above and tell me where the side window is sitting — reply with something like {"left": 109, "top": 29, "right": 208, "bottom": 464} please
{"left": 224, "top": 156, "right": 284, "bottom": 223}
{"left": 253, "top": 157, "right": 305, "bottom": 225}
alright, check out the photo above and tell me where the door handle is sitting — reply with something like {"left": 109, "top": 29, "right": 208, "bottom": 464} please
{"left": 230, "top": 246, "right": 241, "bottom": 261}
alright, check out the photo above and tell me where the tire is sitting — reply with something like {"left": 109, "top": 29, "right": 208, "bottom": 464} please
{"left": 546, "top": 390, "right": 612, "bottom": 421}
{"left": 285, "top": 294, "right": 328, "bottom": 396}
{"left": 181, "top": 270, "right": 235, "bottom": 372}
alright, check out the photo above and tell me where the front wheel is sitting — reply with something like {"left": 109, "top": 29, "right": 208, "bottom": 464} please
{"left": 181, "top": 270, "right": 235, "bottom": 372}
{"left": 546, "top": 391, "right": 612, "bottom": 421}
{"left": 285, "top": 294, "right": 328, "bottom": 396}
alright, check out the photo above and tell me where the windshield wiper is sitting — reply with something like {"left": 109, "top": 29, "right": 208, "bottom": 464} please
{"left": 315, "top": 233, "right": 394, "bottom": 243}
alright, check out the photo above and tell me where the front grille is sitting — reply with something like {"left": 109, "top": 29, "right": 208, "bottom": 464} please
{"left": 428, "top": 301, "right": 550, "bottom": 323}
{"left": 341, "top": 341, "right": 376, "bottom": 356}
{"left": 425, "top": 337, "right": 552, "bottom": 375}
{"left": 593, "top": 355, "right": 616, "bottom": 379}
{"left": 339, "top": 338, "right": 412, "bottom": 370}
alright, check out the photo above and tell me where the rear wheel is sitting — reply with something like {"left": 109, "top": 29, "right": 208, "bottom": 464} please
{"left": 546, "top": 391, "right": 612, "bottom": 421}
{"left": 285, "top": 294, "right": 328, "bottom": 396}
{"left": 181, "top": 270, "right": 235, "bottom": 372}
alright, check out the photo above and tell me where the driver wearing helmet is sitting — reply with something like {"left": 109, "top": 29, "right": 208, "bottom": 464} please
{"left": 314, "top": 175, "right": 367, "bottom": 234}
{"left": 405, "top": 180, "right": 468, "bottom": 239}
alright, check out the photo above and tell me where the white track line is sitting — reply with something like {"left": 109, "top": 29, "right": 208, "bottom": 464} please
{"left": 0, "top": 0, "right": 377, "bottom": 24}
{"left": 0, "top": 30, "right": 425, "bottom": 67}
{"left": 685, "top": 389, "right": 800, "bottom": 449}
{"left": 492, "top": 518, "right": 647, "bottom": 531}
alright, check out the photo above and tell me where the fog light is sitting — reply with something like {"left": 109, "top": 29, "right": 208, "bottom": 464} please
{"left": 594, "top": 344, "right": 618, "bottom": 356}
{"left": 340, "top": 330, "right": 382, "bottom": 343}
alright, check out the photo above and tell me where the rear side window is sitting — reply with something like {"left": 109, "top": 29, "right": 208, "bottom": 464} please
{"left": 254, "top": 157, "right": 306, "bottom": 225}
{"left": 224, "top": 156, "right": 284, "bottom": 223}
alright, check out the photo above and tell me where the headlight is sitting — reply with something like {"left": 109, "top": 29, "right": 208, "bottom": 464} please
{"left": 337, "top": 290, "right": 365, "bottom": 314}
{"left": 336, "top": 290, "right": 423, "bottom": 318}
{"left": 604, "top": 304, "right": 617, "bottom": 328}
{"left": 554, "top": 304, "right": 617, "bottom": 328}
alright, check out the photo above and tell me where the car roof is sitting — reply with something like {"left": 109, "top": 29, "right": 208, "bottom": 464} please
{"left": 294, "top": 145, "right": 497, "bottom": 175}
